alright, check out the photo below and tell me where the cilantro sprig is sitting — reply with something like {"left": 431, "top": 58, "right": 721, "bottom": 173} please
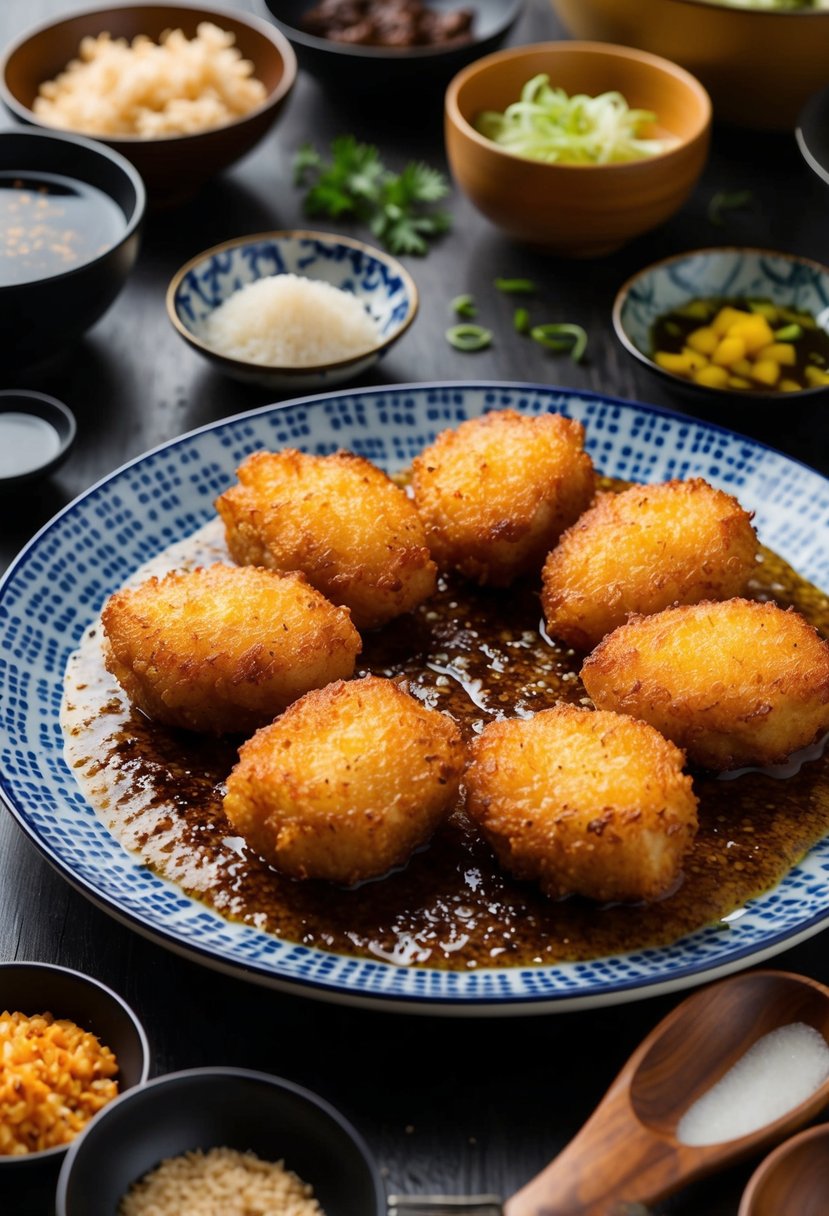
{"left": 293, "top": 136, "right": 451, "bottom": 256}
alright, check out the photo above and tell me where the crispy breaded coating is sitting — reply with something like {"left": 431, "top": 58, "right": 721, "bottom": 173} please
{"left": 411, "top": 409, "right": 595, "bottom": 586}
{"left": 464, "top": 704, "right": 697, "bottom": 903}
{"left": 102, "top": 564, "right": 360, "bottom": 735}
{"left": 541, "top": 478, "right": 758, "bottom": 650}
{"left": 581, "top": 598, "right": 829, "bottom": 771}
{"left": 216, "top": 449, "right": 437, "bottom": 630}
{"left": 223, "top": 676, "right": 465, "bottom": 884}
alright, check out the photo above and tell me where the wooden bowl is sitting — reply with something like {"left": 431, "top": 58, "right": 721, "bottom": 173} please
{"left": 739, "top": 1124, "right": 829, "bottom": 1216}
{"left": 0, "top": 3, "right": 297, "bottom": 207}
{"left": 551, "top": 0, "right": 829, "bottom": 131}
{"left": 444, "top": 41, "right": 711, "bottom": 257}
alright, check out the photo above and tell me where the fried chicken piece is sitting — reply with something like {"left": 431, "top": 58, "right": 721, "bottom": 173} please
{"left": 223, "top": 676, "right": 465, "bottom": 884}
{"left": 541, "top": 478, "right": 758, "bottom": 651}
{"left": 216, "top": 448, "right": 437, "bottom": 631}
{"left": 411, "top": 409, "right": 595, "bottom": 586}
{"left": 464, "top": 703, "right": 697, "bottom": 903}
{"left": 581, "top": 598, "right": 829, "bottom": 771}
{"left": 101, "top": 564, "right": 360, "bottom": 735}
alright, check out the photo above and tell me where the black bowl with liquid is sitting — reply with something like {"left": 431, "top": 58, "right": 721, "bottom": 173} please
{"left": 57, "top": 1067, "right": 385, "bottom": 1216}
{"left": 0, "top": 128, "right": 145, "bottom": 370}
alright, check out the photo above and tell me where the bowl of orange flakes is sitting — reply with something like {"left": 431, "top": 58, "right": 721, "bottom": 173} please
{"left": 0, "top": 961, "right": 149, "bottom": 1212}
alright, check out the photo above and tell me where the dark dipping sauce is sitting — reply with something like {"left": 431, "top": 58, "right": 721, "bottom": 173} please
{"left": 64, "top": 528, "right": 829, "bottom": 971}
{"left": 0, "top": 171, "right": 124, "bottom": 286}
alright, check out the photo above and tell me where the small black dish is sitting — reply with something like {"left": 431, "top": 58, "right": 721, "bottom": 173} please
{"left": 0, "top": 389, "right": 76, "bottom": 487}
{"left": 57, "top": 1066, "right": 385, "bottom": 1216}
{"left": 258, "top": 0, "right": 526, "bottom": 99}
{"left": 796, "top": 84, "right": 829, "bottom": 191}
{"left": 0, "top": 962, "right": 150, "bottom": 1216}
{"left": 0, "top": 128, "right": 145, "bottom": 371}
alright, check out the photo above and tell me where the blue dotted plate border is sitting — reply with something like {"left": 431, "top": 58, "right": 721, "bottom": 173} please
{"left": 2, "top": 382, "right": 828, "bottom": 1012}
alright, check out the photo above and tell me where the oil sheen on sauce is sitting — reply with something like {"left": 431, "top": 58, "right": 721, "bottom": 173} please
{"left": 62, "top": 513, "right": 829, "bottom": 971}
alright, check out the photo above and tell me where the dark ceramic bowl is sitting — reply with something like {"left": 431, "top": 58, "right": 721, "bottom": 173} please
{"left": 57, "top": 1067, "right": 385, "bottom": 1216}
{"left": 797, "top": 84, "right": 829, "bottom": 192}
{"left": 0, "top": 128, "right": 145, "bottom": 371}
{"left": 0, "top": 962, "right": 150, "bottom": 1216}
{"left": 258, "top": 0, "right": 526, "bottom": 100}
{"left": 0, "top": 3, "right": 297, "bottom": 206}
{"left": 0, "top": 390, "right": 77, "bottom": 487}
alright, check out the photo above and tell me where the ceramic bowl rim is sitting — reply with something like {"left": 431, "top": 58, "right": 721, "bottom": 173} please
{"left": 0, "top": 127, "right": 146, "bottom": 292}
{"left": 55, "top": 1065, "right": 385, "bottom": 1214}
{"left": 647, "top": 0, "right": 829, "bottom": 16}
{"left": 257, "top": 0, "right": 526, "bottom": 61}
{"left": 165, "top": 228, "right": 420, "bottom": 375}
{"left": 0, "top": 960, "right": 151, "bottom": 1168}
{"left": 445, "top": 38, "right": 712, "bottom": 172}
{"left": 612, "top": 243, "right": 829, "bottom": 402}
{"left": 0, "top": 0, "right": 298, "bottom": 147}
{"left": 0, "top": 389, "right": 77, "bottom": 486}
{"left": 796, "top": 83, "right": 829, "bottom": 190}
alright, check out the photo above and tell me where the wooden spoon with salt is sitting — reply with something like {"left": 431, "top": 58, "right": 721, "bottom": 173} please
{"left": 389, "top": 969, "right": 829, "bottom": 1216}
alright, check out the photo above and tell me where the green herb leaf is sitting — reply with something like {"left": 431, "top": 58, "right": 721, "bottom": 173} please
{"left": 707, "top": 190, "right": 755, "bottom": 226}
{"left": 495, "top": 277, "right": 536, "bottom": 294}
{"left": 451, "top": 294, "right": 477, "bottom": 319}
{"left": 293, "top": 137, "right": 452, "bottom": 256}
{"left": 446, "top": 324, "right": 493, "bottom": 352}
{"left": 530, "top": 323, "right": 588, "bottom": 362}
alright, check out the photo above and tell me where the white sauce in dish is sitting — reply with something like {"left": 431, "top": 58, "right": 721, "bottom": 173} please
{"left": 0, "top": 412, "right": 62, "bottom": 477}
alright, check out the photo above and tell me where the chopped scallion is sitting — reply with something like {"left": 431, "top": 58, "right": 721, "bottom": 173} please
{"left": 774, "top": 323, "right": 803, "bottom": 342}
{"left": 495, "top": 277, "right": 536, "bottom": 294}
{"left": 451, "top": 294, "right": 477, "bottom": 319}
{"left": 530, "top": 323, "right": 588, "bottom": 362}
{"left": 707, "top": 190, "right": 755, "bottom": 226}
{"left": 513, "top": 307, "right": 531, "bottom": 334}
{"left": 446, "top": 323, "right": 493, "bottom": 352}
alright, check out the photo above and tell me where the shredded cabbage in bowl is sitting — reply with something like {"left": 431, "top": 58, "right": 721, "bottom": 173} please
{"left": 474, "top": 75, "right": 679, "bottom": 165}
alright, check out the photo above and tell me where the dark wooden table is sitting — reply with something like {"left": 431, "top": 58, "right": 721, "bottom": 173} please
{"left": 2, "top": 1, "right": 828, "bottom": 1213}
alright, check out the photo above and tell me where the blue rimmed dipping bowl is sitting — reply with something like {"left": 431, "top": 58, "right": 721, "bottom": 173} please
{"left": 166, "top": 229, "right": 419, "bottom": 390}
{"left": 613, "top": 246, "right": 829, "bottom": 403}
{"left": 0, "top": 962, "right": 150, "bottom": 1214}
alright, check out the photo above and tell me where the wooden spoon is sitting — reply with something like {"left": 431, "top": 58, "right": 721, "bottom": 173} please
{"left": 738, "top": 1122, "right": 829, "bottom": 1216}
{"left": 389, "top": 969, "right": 829, "bottom": 1216}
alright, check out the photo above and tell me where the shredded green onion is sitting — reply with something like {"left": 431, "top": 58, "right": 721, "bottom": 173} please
{"left": 446, "top": 323, "right": 493, "bottom": 352}
{"left": 513, "top": 307, "right": 531, "bottom": 334}
{"left": 530, "top": 323, "right": 588, "bottom": 362}
{"left": 451, "top": 294, "right": 477, "bottom": 319}
{"left": 774, "top": 323, "right": 803, "bottom": 342}
{"left": 707, "top": 190, "right": 755, "bottom": 226}
{"left": 495, "top": 277, "right": 536, "bottom": 294}
{"left": 475, "top": 76, "right": 677, "bottom": 166}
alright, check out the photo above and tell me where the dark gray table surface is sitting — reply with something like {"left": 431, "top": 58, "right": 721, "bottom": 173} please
{"left": 1, "top": 1, "right": 828, "bottom": 1213}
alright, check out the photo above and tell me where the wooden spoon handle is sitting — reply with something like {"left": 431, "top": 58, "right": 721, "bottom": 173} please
{"left": 503, "top": 1083, "right": 679, "bottom": 1216}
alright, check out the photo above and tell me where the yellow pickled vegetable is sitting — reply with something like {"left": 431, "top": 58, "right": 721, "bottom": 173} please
{"left": 757, "top": 342, "right": 796, "bottom": 366}
{"left": 751, "top": 359, "right": 781, "bottom": 387}
{"left": 686, "top": 327, "right": 718, "bottom": 356}
{"left": 712, "top": 336, "right": 746, "bottom": 367}
{"left": 727, "top": 314, "right": 774, "bottom": 353}
{"left": 694, "top": 365, "right": 729, "bottom": 389}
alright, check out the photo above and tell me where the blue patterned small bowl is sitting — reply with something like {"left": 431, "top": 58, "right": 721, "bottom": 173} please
{"left": 613, "top": 247, "right": 829, "bottom": 401}
{"left": 166, "top": 230, "right": 418, "bottom": 390}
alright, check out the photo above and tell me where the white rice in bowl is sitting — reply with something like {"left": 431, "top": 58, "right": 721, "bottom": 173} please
{"left": 118, "top": 1146, "right": 324, "bottom": 1216}
{"left": 201, "top": 273, "right": 381, "bottom": 367}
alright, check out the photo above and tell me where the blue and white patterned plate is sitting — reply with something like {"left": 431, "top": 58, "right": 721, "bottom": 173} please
{"left": 2, "top": 382, "right": 829, "bottom": 1014}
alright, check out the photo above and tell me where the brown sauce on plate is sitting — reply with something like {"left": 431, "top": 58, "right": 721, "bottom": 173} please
{"left": 62, "top": 515, "right": 829, "bottom": 970}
